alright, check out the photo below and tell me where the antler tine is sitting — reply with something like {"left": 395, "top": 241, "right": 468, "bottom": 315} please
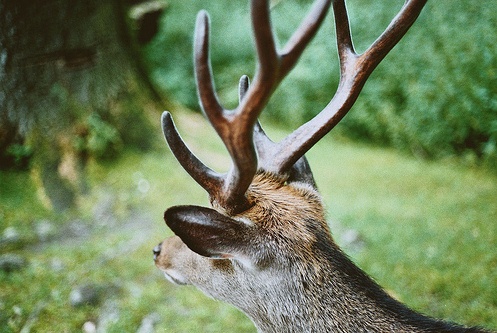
{"left": 267, "top": 0, "right": 427, "bottom": 173}
{"left": 239, "top": 0, "right": 332, "bottom": 117}
{"left": 194, "top": 11, "right": 225, "bottom": 128}
{"left": 160, "top": 11, "right": 230, "bottom": 205}
{"left": 332, "top": 0, "right": 355, "bottom": 70}
{"left": 161, "top": 112, "right": 223, "bottom": 194}
{"left": 239, "top": 74, "right": 316, "bottom": 188}
{"left": 364, "top": 0, "right": 428, "bottom": 72}
{"left": 251, "top": 0, "right": 279, "bottom": 83}
{"left": 193, "top": 11, "right": 258, "bottom": 213}
{"left": 234, "top": 0, "right": 331, "bottom": 174}
{"left": 238, "top": 75, "right": 250, "bottom": 103}
{"left": 239, "top": 74, "right": 278, "bottom": 164}
{"left": 280, "top": 0, "right": 333, "bottom": 78}
{"left": 165, "top": 0, "right": 333, "bottom": 214}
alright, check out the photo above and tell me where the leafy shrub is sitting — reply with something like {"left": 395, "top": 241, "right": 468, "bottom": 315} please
{"left": 146, "top": 0, "right": 497, "bottom": 163}
{"left": 0, "top": 117, "right": 33, "bottom": 170}
{"left": 85, "top": 113, "right": 123, "bottom": 160}
{"left": 5, "top": 143, "right": 33, "bottom": 168}
{"left": 343, "top": 1, "right": 497, "bottom": 162}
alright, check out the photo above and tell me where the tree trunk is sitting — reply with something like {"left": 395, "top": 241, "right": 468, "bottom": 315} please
{"left": 0, "top": 0, "right": 166, "bottom": 210}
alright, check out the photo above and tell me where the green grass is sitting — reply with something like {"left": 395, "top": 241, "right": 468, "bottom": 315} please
{"left": 308, "top": 137, "right": 497, "bottom": 325}
{"left": 1, "top": 112, "right": 497, "bottom": 331}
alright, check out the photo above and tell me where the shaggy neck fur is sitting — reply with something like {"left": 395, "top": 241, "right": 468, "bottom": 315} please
{"left": 157, "top": 172, "right": 491, "bottom": 333}
{"left": 227, "top": 173, "right": 490, "bottom": 333}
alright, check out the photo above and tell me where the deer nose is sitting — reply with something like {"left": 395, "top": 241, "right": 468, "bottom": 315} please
{"left": 153, "top": 243, "right": 162, "bottom": 261}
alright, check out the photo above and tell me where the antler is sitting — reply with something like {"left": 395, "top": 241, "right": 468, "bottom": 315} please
{"left": 162, "top": 0, "right": 427, "bottom": 214}
{"left": 266, "top": 0, "right": 428, "bottom": 173}
{"left": 163, "top": 0, "right": 332, "bottom": 214}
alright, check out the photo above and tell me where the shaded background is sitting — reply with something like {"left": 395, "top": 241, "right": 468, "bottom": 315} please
{"left": 1, "top": 0, "right": 496, "bottom": 332}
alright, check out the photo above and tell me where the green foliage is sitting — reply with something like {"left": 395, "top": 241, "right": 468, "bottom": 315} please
{"left": 146, "top": 0, "right": 256, "bottom": 111}
{"left": 5, "top": 144, "right": 32, "bottom": 165}
{"left": 145, "top": 0, "right": 497, "bottom": 163}
{"left": 83, "top": 113, "right": 123, "bottom": 160}
{"left": 1, "top": 144, "right": 32, "bottom": 170}
{"left": 343, "top": 1, "right": 497, "bottom": 163}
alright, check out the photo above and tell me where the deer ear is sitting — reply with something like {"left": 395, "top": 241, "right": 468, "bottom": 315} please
{"left": 288, "top": 156, "right": 317, "bottom": 189}
{"left": 164, "top": 205, "right": 253, "bottom": 260}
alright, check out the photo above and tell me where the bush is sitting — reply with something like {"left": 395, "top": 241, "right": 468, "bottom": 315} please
{"left": 343, "top": 1, "right": 497, "bottom": 162}
{"left": 85, "top": 113, "right": 123, "bottom": 160}
{"left": 146, "top": 0, "right": 497, "bottom": 163}
{"left": 0, "top": 120, "right": 33, "bottom": 170}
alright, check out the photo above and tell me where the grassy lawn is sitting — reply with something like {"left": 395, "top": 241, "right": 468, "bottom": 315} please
{"left": 1, "top": 112, "right": 496, "bottom": 332}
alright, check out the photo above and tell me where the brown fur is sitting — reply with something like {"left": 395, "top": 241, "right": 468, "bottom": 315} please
{"left": 153, "top": 0, "right": 494, "bottom": 330}
{"left": 155, "top": 173, "right": 492, "bottom": 333}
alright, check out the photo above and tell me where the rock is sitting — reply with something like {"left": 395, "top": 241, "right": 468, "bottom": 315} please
{"left": 3, "top": 227, "right": 20, "bottom": 241}
{"left": 35, "top": 219, "right": 55, "bottom": 242}
{"left": 0, "top": 254, "right": 27, "bottom": 273}
{"left": 0, "top": 227, "right": 21, "bottom": 247}
{"left": 82, "top": 321, "right": 97, "bottom": 333}
{"left": 341, "top": 228, "right": 366, "bottom": 252}
{"left": 136, "top": 313, "right": 160, "bottom": 333}
{"left": 137, "top": 178, "right": 150, "bottom": 195}
{"left": 50, "top": 258, "right": 65, "bottom": 272}
{"left": 70, "top": 283, "right": 104, "bottom": 307}
{"left": 69, "top": 283, "right": 121, "bottom": 308}
{"left": 95, "top": 300, "right": 120, "bottom": 332}
{"left": 92, "top": 193, "right": 116, "bottom": 226}
{"left": 67, "top": 219, "right": 90, "bottom": 238}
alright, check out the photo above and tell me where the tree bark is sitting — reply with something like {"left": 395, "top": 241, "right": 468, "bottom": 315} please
{"left": 0, "top": 0, "right": 165, "bottom": 210}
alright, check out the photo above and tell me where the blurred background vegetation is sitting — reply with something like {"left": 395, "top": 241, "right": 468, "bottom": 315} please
{"left": 1, "top": 0, "right": 496, "bottom": 332}
{"left": 147, "top": 0, "right": 497, "bottom": 165}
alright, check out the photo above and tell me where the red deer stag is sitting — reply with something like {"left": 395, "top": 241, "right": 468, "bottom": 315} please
{"left": 154, "top": 0, "right": 494, "bottom": 332}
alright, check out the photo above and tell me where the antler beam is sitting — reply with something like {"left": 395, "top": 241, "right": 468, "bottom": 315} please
{"left": 163, "top": 0, "right": 332, "bottom": 214}
{"left": 267, "top": 0, "right": 428, "bottom": 173}
{"left": 163, "top": 0, "right": 426, "bottom": 214}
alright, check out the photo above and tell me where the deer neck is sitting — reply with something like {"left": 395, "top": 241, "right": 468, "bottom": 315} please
{"left": 239, "top": 241, "right": 476, "bottom": 333}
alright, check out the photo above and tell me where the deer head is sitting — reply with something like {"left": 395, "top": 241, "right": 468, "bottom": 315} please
{"left": 153, "top": 0, "right": 491, "bottom": 332}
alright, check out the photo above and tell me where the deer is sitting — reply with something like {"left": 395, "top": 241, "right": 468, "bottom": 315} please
{"left": 153, "top": 0, "right": 495, "bottom": 332}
